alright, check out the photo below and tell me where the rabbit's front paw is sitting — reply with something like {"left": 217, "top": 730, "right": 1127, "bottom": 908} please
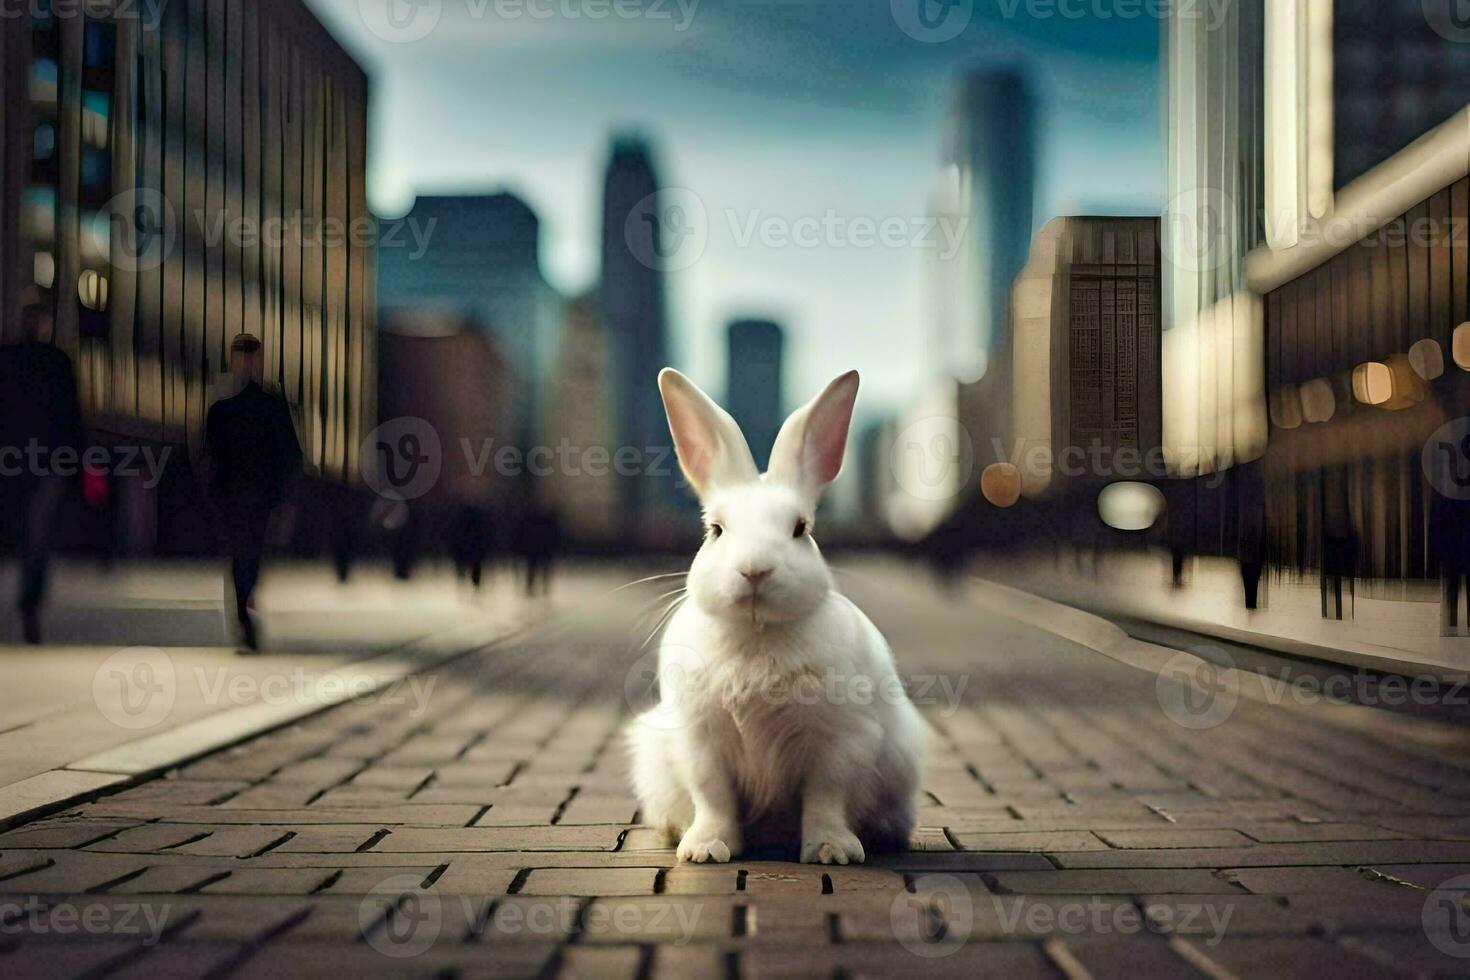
{"left": 677, "top": 822, "right": 739, "bottom": 863}
{"left": 800, "top": 826, "right": 865, "bottom": 865}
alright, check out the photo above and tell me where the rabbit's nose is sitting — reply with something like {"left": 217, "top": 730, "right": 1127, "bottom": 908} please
{"left": 741, "top": 567, "right": 773, "bottom": 587}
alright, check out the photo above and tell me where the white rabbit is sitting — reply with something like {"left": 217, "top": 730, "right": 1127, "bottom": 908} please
{"left": 627, "top": 368, "right": 925, "bottom": 865}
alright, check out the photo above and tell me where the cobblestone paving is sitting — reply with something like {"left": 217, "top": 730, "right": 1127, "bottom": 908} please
{"left": 3, "top": 566, "right": 1470, "bottom": 977}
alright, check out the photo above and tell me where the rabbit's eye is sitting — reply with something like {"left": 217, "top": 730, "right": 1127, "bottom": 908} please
{"left": 708, "top": 523, "right": 723, "bottom": 540}
{"left": 793, "top": 519, "right": 809, "bottom": 538}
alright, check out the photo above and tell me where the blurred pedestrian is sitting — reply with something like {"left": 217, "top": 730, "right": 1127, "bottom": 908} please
{"left": 1429, "top": 416, "right": 1470, "bottom": 636}
{"left": 205, "top": 334, "right": 302, "bottom": 651}
{"left": 0, "top": 304, "right": 82, "bottom": 644}
{"left": 317, "top": 477, "right": 364, "bottom": 584}
{"left": 1234, "top": 461, "right": 1268, "bottom": 610}
{"left": 517, "top": 504, "right": 562, "bottom": 597}
{"left": 449, "top": 505, "right": 490, "bottom": 589}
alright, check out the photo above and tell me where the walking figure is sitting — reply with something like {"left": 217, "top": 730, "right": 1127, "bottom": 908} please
{"left": 0, "top": 305, "right": 82, "bottom": 644}
{"left": 517, "top": 504, "right": 562, "bottom": 597}
{"left": 205, "top": 334, "right": 302, "bottom": 651}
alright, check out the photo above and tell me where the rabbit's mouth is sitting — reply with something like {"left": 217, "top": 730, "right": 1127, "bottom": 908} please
{"left": 745, "top": 593, "right": 768, "bottom": 625}
{"left": 737, "top": 587, "right": 801, "bottom": 627}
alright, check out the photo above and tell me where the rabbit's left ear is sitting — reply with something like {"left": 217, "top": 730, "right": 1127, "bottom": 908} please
{"left": 767, "top": 371, "right": 859, "bottom": 501}
{"left": 658, "top": 368, "right": 759, "bottom": 498}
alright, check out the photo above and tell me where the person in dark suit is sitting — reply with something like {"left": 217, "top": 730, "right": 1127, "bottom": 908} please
{"left": 205, "top": 334, "right": 302, "bottom": 651}
{"left": 0, "top": 305, "right": 82, "bottom": 644}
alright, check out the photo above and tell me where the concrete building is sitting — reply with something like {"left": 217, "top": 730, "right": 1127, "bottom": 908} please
{"left": 540, "top": 293, "right": 619, "bottom": 548}
{"left": 1157, "top": 0, "right": 1470, "bottom": 623}
{"left": 1010, "top": 217, "right": 1163, "bottom": 500}
{"left": 724, "top": 319, "right": 784, "bottom": 471}
{"left": 377, "top": 192, "right": 561, "bottom": 445}
{"left": 0, "top": 0, "right": 375, "bottom": 549}
{"left": 1161, "top": 0, "right": 1466, "bottom": 486}
{"left": 377, "top": 309, "right": 518, "bottom": 511}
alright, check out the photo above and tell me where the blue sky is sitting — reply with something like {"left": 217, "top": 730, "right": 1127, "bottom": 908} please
{"left": 307, "top": 0, "right": 1162, "bottom": 419}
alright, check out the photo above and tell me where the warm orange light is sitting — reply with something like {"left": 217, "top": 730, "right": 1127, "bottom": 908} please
{"left": 1455, "top": 323, "right": 1470, "bottom": 371}
{"left": 981, "top": 463, "right": 1022, "bottom": 509}
{"left": 1352, "top": 362, "right": 1393, "bottom": 406}
{"left": 1383, "top": 354, "right": 1427, "bottom": 410}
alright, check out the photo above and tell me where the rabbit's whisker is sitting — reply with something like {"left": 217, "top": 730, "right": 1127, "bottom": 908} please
{"left": 638, "top": 594, "right": 687, "bottom": 652}
{"left": 630, "top": 588, "right": 686, "bottom": 627}
{"left": 612, "top": 571, "right": 689, "bottom": 594}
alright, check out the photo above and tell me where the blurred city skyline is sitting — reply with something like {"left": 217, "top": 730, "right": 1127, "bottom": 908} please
{"left": 303, "top": 0, "right": 1162, "bottom": 418}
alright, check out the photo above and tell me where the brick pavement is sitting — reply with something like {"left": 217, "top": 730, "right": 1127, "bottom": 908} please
{"left": 2, "top": 565, "right": 1470, "bottom": 977}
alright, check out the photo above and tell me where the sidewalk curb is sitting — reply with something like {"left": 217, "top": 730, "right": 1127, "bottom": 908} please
{"left": 967, "top": 575, "right": 1470, "bottom": 758}
{"left": 1027, "top": 582, "right": 1465, "bottom": 683}
{"left": 987, "top": 558, "right": 1468, "bottom": 681}
{"left": 0, "top": 620, "right": 529, "bottom": 833}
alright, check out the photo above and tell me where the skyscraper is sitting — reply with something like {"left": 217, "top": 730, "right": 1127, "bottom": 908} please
{"left": 377, "top": 192, "right": 561, "bottom": 445}
{"left": 944, "top": 70, "right": 1036, "bottom": 373}
{"left": 939, "top": 70, "right": 1037, "bottom": 470}
{"left": 600, "top": 135, "right": 674, "bottom": 525}
{"left": 725, "top": 319, "right": 784, "bottom": 471}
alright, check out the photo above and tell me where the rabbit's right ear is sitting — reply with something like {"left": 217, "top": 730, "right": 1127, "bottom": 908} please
{"left": 658, "top": 368, "right": 759, "bottom": 497}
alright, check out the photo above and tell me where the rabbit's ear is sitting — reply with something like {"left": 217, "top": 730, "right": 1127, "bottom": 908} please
{"left": 658, "top": 368, "right": 759, "bottom": 497}
{"left": 767, "top": 371, "right": 859, "bottom": 500}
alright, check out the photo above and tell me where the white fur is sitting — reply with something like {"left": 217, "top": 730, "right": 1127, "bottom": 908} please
{"left": 627, "top": 370, "right": 925, "bottom": 865}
